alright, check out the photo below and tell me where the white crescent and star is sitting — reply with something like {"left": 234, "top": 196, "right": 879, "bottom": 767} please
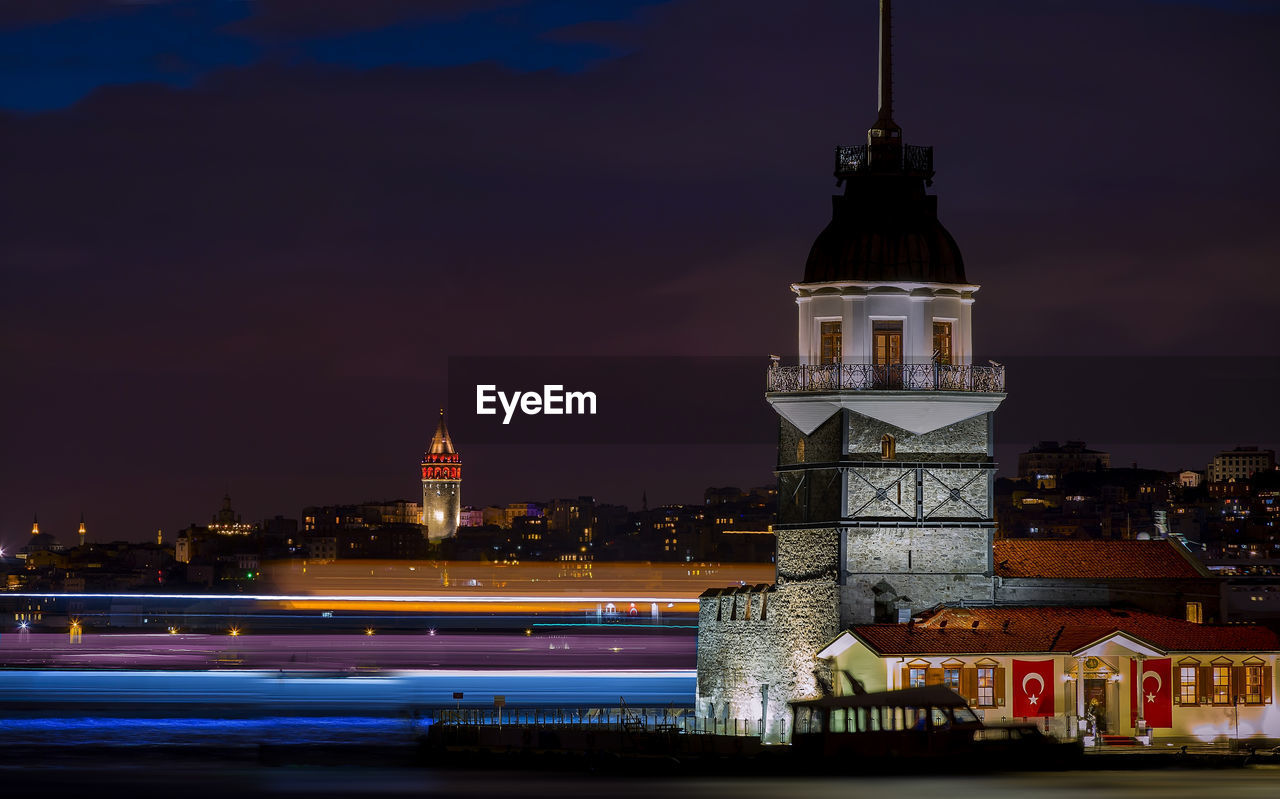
{"left": 1022, "top": 671, "right": 1045, "bottom": 705}
{"left": 1141, "top": 670, "right": 1163, "bottom": 703}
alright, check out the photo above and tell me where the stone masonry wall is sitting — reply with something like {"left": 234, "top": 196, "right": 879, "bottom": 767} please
{"left": 697, "top": 582, "right": 839, "bottom": 740}
{"left": 847, "top": 411, "right": 989, "bottom": 460}
{"left": 841, "top": 526, "right": 994, "bottom": 624}
{"left": 696, "top": 526, "right": 841, "bottom": 738}
{"left": 840, "top": 573, "right": 995, "bottom": 626}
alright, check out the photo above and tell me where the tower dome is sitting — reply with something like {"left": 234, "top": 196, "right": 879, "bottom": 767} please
{"left": 801, "top": 0, "right": 965, "bottom": 286}
{"left": 803, "top": 178, "right": 966, "bottom": 284}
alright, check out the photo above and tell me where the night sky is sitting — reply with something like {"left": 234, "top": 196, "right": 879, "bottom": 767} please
{"left": 3, "top": 0, "right": 1278, "bottom": 546}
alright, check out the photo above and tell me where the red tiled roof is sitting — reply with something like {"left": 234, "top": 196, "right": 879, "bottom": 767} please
{"left": 993, "top": 539, "right": 1207, "bottom": 580}
{"left": 850, "top": 606, "right": 1279, "bottom": 656}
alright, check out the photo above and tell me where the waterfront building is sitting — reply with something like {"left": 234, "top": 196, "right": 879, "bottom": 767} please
{"left": 421, "top": 409, "right": 461, "bottom": 541}
{"left": 818, "top": 606, "right": 1278, "bottom": 743}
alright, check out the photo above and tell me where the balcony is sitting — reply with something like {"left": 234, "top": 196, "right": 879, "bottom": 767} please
{"left": 767, "top": 363, "right": 1005, "bottom": 394}
{"left": 834, "top": 144, "right": 934, "bottom": 182}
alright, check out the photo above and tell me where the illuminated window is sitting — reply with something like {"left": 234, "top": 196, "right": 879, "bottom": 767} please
{"left": 932, "top": 321, "right": 953, "bottom": 365}
{"left": 1185, "top": 601, "right": 1203, "bottom": 624}
{"left": 1179, "top": 667, "right": 1197, "bottom": 705}
{"left": 909, "top": 668, "right": 927, "bottom": 688}
{"left": 872, "top": 321, "right": 903, "bottom": 366}
{"left": 880, "top": 434, "right": 896, "bottom": 460}
{"left": 977, "top": 668, "right": 995, "bottom": 706}
{"left": 1244, "top": 666, "right": 1263, "bottom": 704}
{"left": 819, "top": 321, "right": 842, "bottom": 365}
{"left": 1212, "top": 666, "right": 1231, "bottom": 704}
{"left": 796, "top": 439, "right": 806, "bottom": 463}
{"left": 944, "top": 668, "right": 960, "bottom": 690}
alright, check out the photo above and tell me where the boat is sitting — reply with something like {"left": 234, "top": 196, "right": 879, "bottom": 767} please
{"left": 788, "top": 685, "right": 1082, "bottom": 772}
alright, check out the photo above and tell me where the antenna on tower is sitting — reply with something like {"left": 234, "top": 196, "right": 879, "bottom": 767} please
{"left": 877, "top": 0, "right": 895, "bottom": 128}
{"left": 867, "top": 0, "right": 903, "bottom": 168}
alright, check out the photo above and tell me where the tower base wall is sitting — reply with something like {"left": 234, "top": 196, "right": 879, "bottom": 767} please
{"left": 696, "top": 582, "right": 839, "bottom": 742}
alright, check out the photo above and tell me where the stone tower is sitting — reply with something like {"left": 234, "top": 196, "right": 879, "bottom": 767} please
{"left": 421, "top": 409, "right": 461, "bottom": 541}
{"left": 697, "top": 0, "right": 1006, "bottom": 737}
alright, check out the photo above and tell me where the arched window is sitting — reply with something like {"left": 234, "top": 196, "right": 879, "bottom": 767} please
{"left": 880, "top": 434, "right": 896, "bottom": 460}
{"left": 796, "top": 439, "right": 806, "bottom": 463}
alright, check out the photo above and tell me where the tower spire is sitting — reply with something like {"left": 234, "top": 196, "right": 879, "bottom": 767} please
{"left": 867, "top": 0, "right": 903, "bottom": 170}
{"left": 78, "top": 513, "right": 87, "bottom": 547}
{"left": 429, "top": 408, "right": 456, "bottom": 455}
{"left": 876, "top": 0, "right": 895, "bottom": 128}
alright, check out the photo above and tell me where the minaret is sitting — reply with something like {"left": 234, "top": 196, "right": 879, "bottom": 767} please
{"left": 697, "top": 0, "right": 1008, "bottom": 734}
{"left": 31, "top": 514, "right": 39, "bottom": 537}
{"left": 420, "top": 409, "right": 461, "bottom": 541}
{"left": 78, "top": 514, "right": 87, "bottom": 548}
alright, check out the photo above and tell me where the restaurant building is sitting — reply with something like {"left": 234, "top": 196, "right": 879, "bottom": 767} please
{"left": 819, "top": 605, "right": 1278, "bottom": 744}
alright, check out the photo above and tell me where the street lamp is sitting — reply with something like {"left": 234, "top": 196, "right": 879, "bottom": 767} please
{"left": 228, "top": 627, "right": 240, "bottom": 637}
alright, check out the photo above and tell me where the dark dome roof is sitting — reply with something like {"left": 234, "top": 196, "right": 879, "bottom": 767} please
{"left": 803, "top": 175, "right": 966, "bottom": 284}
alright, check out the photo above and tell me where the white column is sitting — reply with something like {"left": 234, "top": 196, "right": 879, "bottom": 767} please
{"left": 841, "top": 296, "right": 858, "bottom": 364}
{"left": 1136, "top": 656, "right": 1146, "bottom": 730}
{"left": 796, "top": 296, "right": 812, "bottom": 364}
{"left": 909, "top": 294, "right": 932, "bottom": 364}
{"left": 960, "top": 294, "right": 975, "bottom": 366}
{"left": 1076, "top": 656, "right": 1087, "bottom": 740}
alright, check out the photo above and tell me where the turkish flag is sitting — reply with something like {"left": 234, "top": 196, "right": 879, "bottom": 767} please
{"left": 1012, "top": 659, "right": 1055, "bottom": 717}
{"left": 1129, "top": 658, "right": 1173, "bottom": 728}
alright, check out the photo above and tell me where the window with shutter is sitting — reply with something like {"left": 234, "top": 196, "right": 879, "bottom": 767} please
{"left": 1212, "top": 666, "right": 1232, "bottom": 704}
{"left": 994, "top": 667, "right": 1007, "bottom": 707}
{"left": 1243, "top": 666, "right": 1264, "bottom": 704}
{"left": 1178, "top": 666, "right": 1198, "bottom": 706}
{"left": 1199, "top": 666, "right": 1213, "bottom": 705}
{"left": 961, "top": 668, "right": 978, "bottom": 703}
{"left": 943, "top": 668, "right": 961, "bottom": 691}
{"left": 976, "top": 668, "right": 995, "bottom": 707}
{"left": 908, "top": 668, "right": 927, "bottom": 688}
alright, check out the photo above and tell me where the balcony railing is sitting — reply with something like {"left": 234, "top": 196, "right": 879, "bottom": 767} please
{"left": 834, "top": 143, "right": 934, "bottom": 182}
{"left": 767, "top": 363, "right": 1005, "bottom": 393}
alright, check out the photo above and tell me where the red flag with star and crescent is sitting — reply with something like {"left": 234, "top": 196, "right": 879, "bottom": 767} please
{"left": 1012, "top": 659, "right": 1055, "bottom": 717}
{"left": 1130, "top": 658, "right": 1173, "bottom": 728}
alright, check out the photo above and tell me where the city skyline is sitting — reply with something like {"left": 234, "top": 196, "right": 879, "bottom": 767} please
{"left": 4, "top": 0, "right": 1279, "bottom": 543}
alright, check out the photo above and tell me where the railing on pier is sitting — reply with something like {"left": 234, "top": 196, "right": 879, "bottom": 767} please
{"left": 425, "top": 705, "right": 761, "bottom": 738}
{"left": 767, "top": 363, "right": 1005, "bottom": 393}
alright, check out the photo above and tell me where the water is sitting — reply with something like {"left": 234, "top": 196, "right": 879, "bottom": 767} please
{"left": 0, "top": 667, "right": 695, "bottom": 747}
{"left": 0, "top": 765, "right": 1278, "bottom": 799}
